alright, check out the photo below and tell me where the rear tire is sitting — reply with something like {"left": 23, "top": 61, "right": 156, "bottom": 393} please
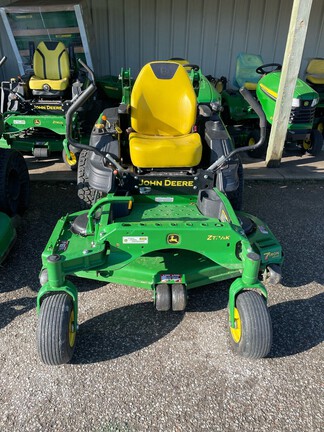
{"left": 229, "top": 290, "right": 272, "bottom": 359}
{"left": 307, "top": 129, "right": 323, "bottom": 156}
{"left": 247, "top": 129, "right": 267, "bottom": 159}
{"left": 0, "top": 148, "right": 29, "bottom": 216}
{"left": 77, "top": 149, "right": 100, "bottom": 209}
{"left": 37, "top": 293, "right": 76, "bottom": 365}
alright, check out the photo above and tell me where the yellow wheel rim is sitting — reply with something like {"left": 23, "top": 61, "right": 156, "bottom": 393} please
{"left": 69, "top": 309, "right": 76, "bottom": 347}
{"left": 248, "top": 137, "right": 256, "bottom": 147}
{"left": 317, "top": 122, "right": 324, "bottom": 134}
{"left": 65, "top": 151, "right": 77, "bottom": 166}
{"left": 216, "top": 81, "right": 224, "bottom": 94}
{"left": 302, "top": 139, "right": 311, "bottom": 150}
{"left": 230, "top": 307, "right": 242, "bottom": 343}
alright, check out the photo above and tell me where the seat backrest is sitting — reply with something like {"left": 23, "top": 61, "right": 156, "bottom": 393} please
{"left": 33, "top": 41, "right": 70, "bottom": 81}
{"left": 306, "top": 58, "right": 324, "bottom": 84}
{"left": 130, "top": 61, "right": 197, "bottom": 136}
{"left": 235, "top": 52, "right": 263, "bottom": 88}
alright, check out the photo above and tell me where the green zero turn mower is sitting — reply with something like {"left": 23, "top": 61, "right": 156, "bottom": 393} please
{"left": 221, "top": 53, "right": 322, "bottom": 158}
{"left": 36, "top": 61, "right": 283, "bottom": 365}
{"left": 0, "top": 42, "right": 96, "bottom": 169}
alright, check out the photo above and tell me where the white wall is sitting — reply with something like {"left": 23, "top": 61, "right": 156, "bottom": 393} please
{"left": 88, "top": 0, "right": 324, "bottom": 83}
{"left": 1, "top": 0, "right": 324, "bottom": 83}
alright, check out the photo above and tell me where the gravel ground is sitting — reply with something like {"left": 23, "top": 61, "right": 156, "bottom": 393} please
{"left": 0, "top": 181, "right": 323, "bottom": 432}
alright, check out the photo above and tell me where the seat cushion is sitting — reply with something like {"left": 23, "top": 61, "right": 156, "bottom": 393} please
{"left": 129, "top": 132, "right": 202, "bottom": 168}
{"left": 29, "top": 41, "right": 70, "bottom": 91}
{"left": 306, "top": 59, "right": 324, "bottom": 84}
{"left": 29, "top": 75, "right": 69, "bottom": 91}
{"left": 244, "top": 82, "right": 257, "bottom": 91}
{"left": 130, "top": 62, "right": 197, "bottom": 136}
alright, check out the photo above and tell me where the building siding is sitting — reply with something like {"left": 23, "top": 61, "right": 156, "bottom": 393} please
{"left": 0, "top": 0, "right": 323, "bottom": 83}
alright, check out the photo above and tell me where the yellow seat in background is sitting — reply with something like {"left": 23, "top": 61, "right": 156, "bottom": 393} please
{"left": 29, "top": 41, "right": 70, "bottom": 92}
{"left": 306, "top": 59, "right": 324, "bottom": 85}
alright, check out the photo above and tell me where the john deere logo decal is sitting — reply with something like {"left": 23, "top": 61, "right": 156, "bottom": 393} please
{"left": 304, "top": 101, "right": 309, "bottom": 107}
{"left": 34, "top": 119, "right": 41, "bottom": 125}
{"left": 167, "top": 234, "right": 180, "bottom": 244}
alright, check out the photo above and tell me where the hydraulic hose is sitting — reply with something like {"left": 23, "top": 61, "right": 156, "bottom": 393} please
{"left": 65, "top": 59, "right": 124, "bottom": 173}
{"left": 65, "top": 60, "right": 96, "bottom": 148}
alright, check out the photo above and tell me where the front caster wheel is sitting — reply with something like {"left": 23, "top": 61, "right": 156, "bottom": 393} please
{"left": 171, "top": 284, "right": 187, "bottom": 311}
{"left": 229, "top": 291, "right": 272, "bottom": 359}
{"left": 155, "top": 284, "right": 171, "bottom": 311}
{"left": 37, "top": 293, "right": 76, "bottom": 365}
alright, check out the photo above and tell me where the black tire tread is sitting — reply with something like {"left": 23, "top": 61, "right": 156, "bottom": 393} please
{"left": 37, "top": 293, "right": 75, "bottom": 365}
{"left": 308, "top": 129, "right": 323, "bottom": 156}
{"left": 0, "top": 148, "right": 29, "bottom": 216}
{"left": 77, "top": 149, "right": 99, "bottom": 209}
{"left": 231, "top": 290, "right": 272, "bottom": 359}
{"left": 155, "top": 284, "right": 171, "bottom": 311}
{"left": 171, "top": 284, "right": 187, "bottom": 311}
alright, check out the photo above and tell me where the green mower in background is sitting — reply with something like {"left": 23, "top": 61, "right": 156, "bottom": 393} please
{"left": 0, "top": 147, "right": 30, "bottom": 264}
{"left": 97, "top": 58, "right": 222, "bottom": 108}
{"left": 0, "top": 42, "right": 97, "bottom": 169}
{"left": 220, "top": 53, "right": 322, "bottom": 158}
{"left": 0, "top": 56, "right": 30, "bottom": 263}
{"left": 36, "top": 60, "right": 283, "bottom": 365}
{"left": 305, "top": 58, "right": 324, "bottom": 136}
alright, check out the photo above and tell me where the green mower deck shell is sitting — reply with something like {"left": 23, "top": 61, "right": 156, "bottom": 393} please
{"left": 0, "top": 212, "right": 16, "bottom": 264}
{"left": 37, "top": 190, "right": 283, "bottom": 330}
{"left": 256, "top": 72, "right": 319, "bottom": 130}
{"left": 0, "top": 112, "right": 79, "bottom": 154}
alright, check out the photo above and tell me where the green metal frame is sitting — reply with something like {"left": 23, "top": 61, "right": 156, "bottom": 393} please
{"left": 188, "top": 68, "right": 222, "bottom": 106}
{"left": 37, "top": 189, "right": 283, "bottom": 328}
{"left": 0, "top": 111, "right": 80, "bottom": 157}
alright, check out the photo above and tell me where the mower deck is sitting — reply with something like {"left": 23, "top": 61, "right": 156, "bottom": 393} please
{"left": 40, "top": 191, "right": 282, "bottom": 293}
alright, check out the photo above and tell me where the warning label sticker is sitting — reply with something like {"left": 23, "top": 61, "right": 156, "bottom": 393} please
{"left": 160, "top": 274, "right": 183, "bottom": 283}
{"left": 123, "top": 236, "right": 148, "bottom": 244}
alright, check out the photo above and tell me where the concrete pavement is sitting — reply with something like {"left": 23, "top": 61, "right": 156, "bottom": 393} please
{"left": 25, "top": 151, "right": 324, "bottom": 182}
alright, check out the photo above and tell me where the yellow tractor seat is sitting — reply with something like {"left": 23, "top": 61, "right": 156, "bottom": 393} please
{"left": 29, "top": 41, "right": 70, "bottom": 93}
{"left": 306, "top": 58, "right": 324, "bottom": 85}
{"left": 129, "top": 61, "right": 202, "bottom": 168}
{"left": 243, "top": 82, "right": 258, "bottom": 91}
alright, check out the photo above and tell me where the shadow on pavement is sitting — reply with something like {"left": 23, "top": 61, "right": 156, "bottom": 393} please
{"left": 269, "top": 292, "right": 324, "bottom": 358}
{"left": 0, "top": 297, "right": 35, "bottom": 330}
{"left": 72, "top": 302, "right": 184, "bottom": 364}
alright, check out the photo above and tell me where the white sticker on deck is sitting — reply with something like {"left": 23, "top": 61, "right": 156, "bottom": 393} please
{"left": 155, "top": 197, "right": 174, "bottom": 203}
{"left": 123, "top": 236, "right": 148, "bottom": 244}
{"left": 13, "top": 119, "right": 26, "bottom": 125}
